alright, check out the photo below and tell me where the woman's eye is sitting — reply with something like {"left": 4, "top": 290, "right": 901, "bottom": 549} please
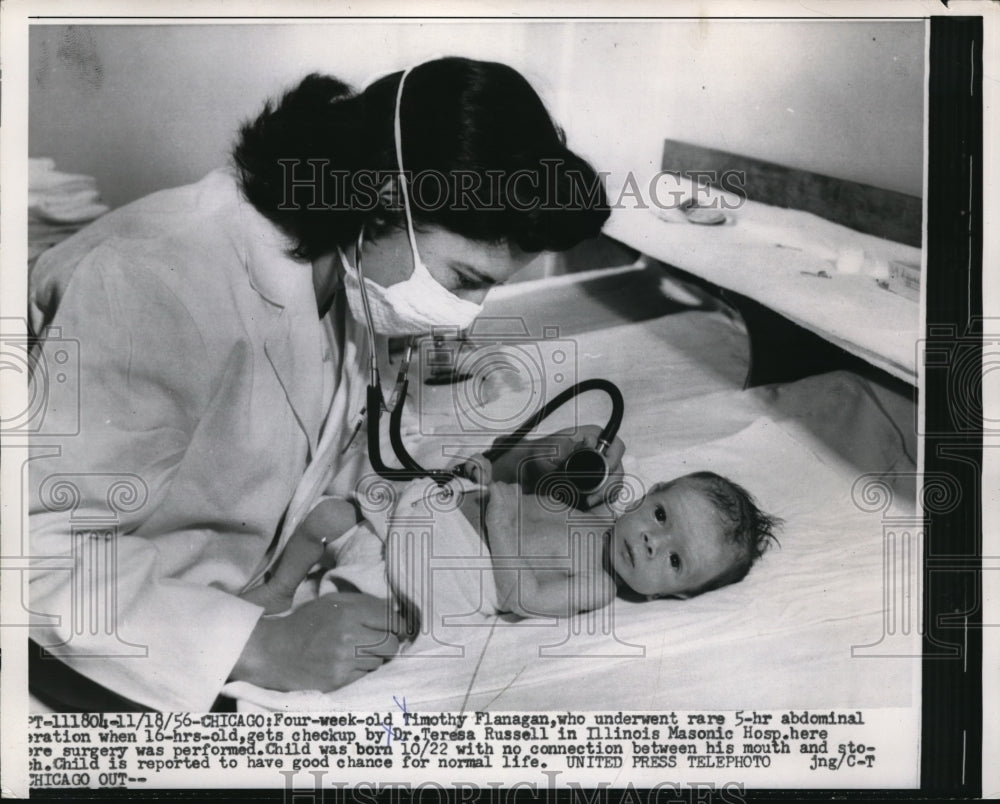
{"left": 670, "top": 552, "right": 681, "bottom": 570}
{"left": 455, "top": 272, "right": 482, "bottom": 290}
{"left": 654, "top": 504, "right": 666, "bottom": 524}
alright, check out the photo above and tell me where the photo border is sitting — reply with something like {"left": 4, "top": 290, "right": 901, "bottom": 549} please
{"left": 1, "top": 1, "right": 995, "bottom": 800}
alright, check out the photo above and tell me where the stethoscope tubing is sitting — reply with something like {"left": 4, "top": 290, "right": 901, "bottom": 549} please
{"left": 352, "top": 225, "right": 624, "bottom": 488}
{"left": 482, "top": 377, "right": 624, "bottom": 464}
{"left": 355, "top": 65, "right": 623, "bottom": 488}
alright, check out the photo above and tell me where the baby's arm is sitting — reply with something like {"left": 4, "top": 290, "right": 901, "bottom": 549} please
{"left": 493, "top": 564, "right": 615, "bottom": 619}
{"left": 483, "top": 482, "right": 615, "bottom": 618}
{"left": 240, "top": 498, "right": 361, "bottom": 614}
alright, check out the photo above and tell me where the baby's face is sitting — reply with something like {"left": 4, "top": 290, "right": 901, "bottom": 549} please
{"left": 610, "top": 478, "right": 735, "bottom": 597}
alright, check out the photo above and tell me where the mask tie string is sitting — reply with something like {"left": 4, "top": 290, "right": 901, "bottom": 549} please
{"left": 393, "top": 67, "right": 422, "bottom": 268}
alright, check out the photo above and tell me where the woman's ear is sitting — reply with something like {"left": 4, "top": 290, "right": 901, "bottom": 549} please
{"left": 364, "top": 176, "right": 404, "bottom": 235}
{"left": 376, "top": 176, "right": 404, "bottom": 213}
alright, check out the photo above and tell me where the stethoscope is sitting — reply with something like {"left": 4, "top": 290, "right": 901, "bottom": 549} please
{"left": 351, "top": 230, "right": 625, "bottom": 497}
{"left": 354, "top": 63, "right": 623, "bottom": 498}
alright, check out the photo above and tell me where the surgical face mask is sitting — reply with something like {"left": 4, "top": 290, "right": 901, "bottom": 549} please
{"left": 337, "top": 64, "right": 484, "bottom": 337}
{"left": 337, "top": 237, "right": 484, "bottom": 336}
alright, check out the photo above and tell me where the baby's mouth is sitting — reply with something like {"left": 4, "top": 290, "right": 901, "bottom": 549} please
{"left": 623, "top": 539, "right": 635, "bottom": 567}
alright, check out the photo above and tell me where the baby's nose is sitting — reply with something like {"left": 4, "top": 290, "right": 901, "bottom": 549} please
{"left": 642, "top": 532, "right": 658, "bottom": 558}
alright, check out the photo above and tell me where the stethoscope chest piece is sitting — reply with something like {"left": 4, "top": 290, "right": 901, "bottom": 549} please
{"left": 558, "top": 446, "right": 610, "bottom": 495}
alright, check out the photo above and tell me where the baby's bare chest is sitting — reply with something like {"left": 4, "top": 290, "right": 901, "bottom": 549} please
{"left": 518, "top": 524, "right": 610, "bottom": 572}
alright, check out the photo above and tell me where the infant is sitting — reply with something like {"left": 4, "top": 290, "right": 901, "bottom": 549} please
{"left": 460, "top": 471, "right": 780, "bottom": 618}
{"left": 244, "top": 469, "right": 779, "bottom": 620}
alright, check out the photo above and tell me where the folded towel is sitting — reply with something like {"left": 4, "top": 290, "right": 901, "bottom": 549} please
{"left": 28, "top": 157, "right": 98, "bottom": 194}
{"left": 29, "top": 188, "right": 108, "bottom": 223}
{"left": 27, "top": 159, "right": 110, "bottom": 267}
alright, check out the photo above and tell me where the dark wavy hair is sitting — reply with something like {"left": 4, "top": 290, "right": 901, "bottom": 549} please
{"left": 678, "top": 471, "right": 782, "bottom": 597}
{"left": 233, "top": 57, "right": 610, "bottom": 261}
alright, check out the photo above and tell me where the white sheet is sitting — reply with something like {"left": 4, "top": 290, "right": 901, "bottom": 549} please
{"left": 226, "top": 265, "right": 919, "bottom": 713}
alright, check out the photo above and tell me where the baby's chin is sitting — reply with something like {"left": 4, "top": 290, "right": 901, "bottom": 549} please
{"left": 614, "top": 577, "right": 656, "bottom": 603}
{"left": 615, "top": 568, "right": 685, "bottom": 601}
{"left": 604, "top": 545, "right": 644, "bottom": 600}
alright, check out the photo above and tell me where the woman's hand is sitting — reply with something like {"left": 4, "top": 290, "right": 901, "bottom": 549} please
{"left": 231, "top": 593, "right": 402, "bottom": 692}
{"left": 486, "top": 425, "right": 626, "bottom": 510}
{"left": 450, "top": 452, "right": 494, "bottom": 485}
{"left": 232, "top": 497, "right": 396, "bottom": 692}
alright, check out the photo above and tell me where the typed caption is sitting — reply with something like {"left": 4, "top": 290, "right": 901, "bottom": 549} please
{"left": 26, "top": 707, "right": 917, "bottom": 790}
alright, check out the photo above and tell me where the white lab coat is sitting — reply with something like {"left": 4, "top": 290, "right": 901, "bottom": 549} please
{"left": 28, "top": 169, "right": 374, "bottom": 711}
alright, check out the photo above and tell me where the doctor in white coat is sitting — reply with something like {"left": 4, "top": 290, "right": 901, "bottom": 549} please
{"left": 27, "top": 57, "right": 614, "bottom": 712}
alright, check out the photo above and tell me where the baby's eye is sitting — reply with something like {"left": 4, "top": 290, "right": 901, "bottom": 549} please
{"left": 654, "top": 504, "right": 667, "bottom": 524}
{"left": 670, "top": 552, "right": 681, "bottom": 570}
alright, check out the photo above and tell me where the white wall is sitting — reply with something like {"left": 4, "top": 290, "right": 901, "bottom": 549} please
{"left": 29, "top": 20, "right": 924, "bottom": 210}
{"left": 559, "top": 20, "right": 925, "bottom": 197}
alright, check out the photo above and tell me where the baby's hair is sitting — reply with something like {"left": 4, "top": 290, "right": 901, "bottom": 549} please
{"left": 659, "top": 471, "right": 781, "bottom": 597}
